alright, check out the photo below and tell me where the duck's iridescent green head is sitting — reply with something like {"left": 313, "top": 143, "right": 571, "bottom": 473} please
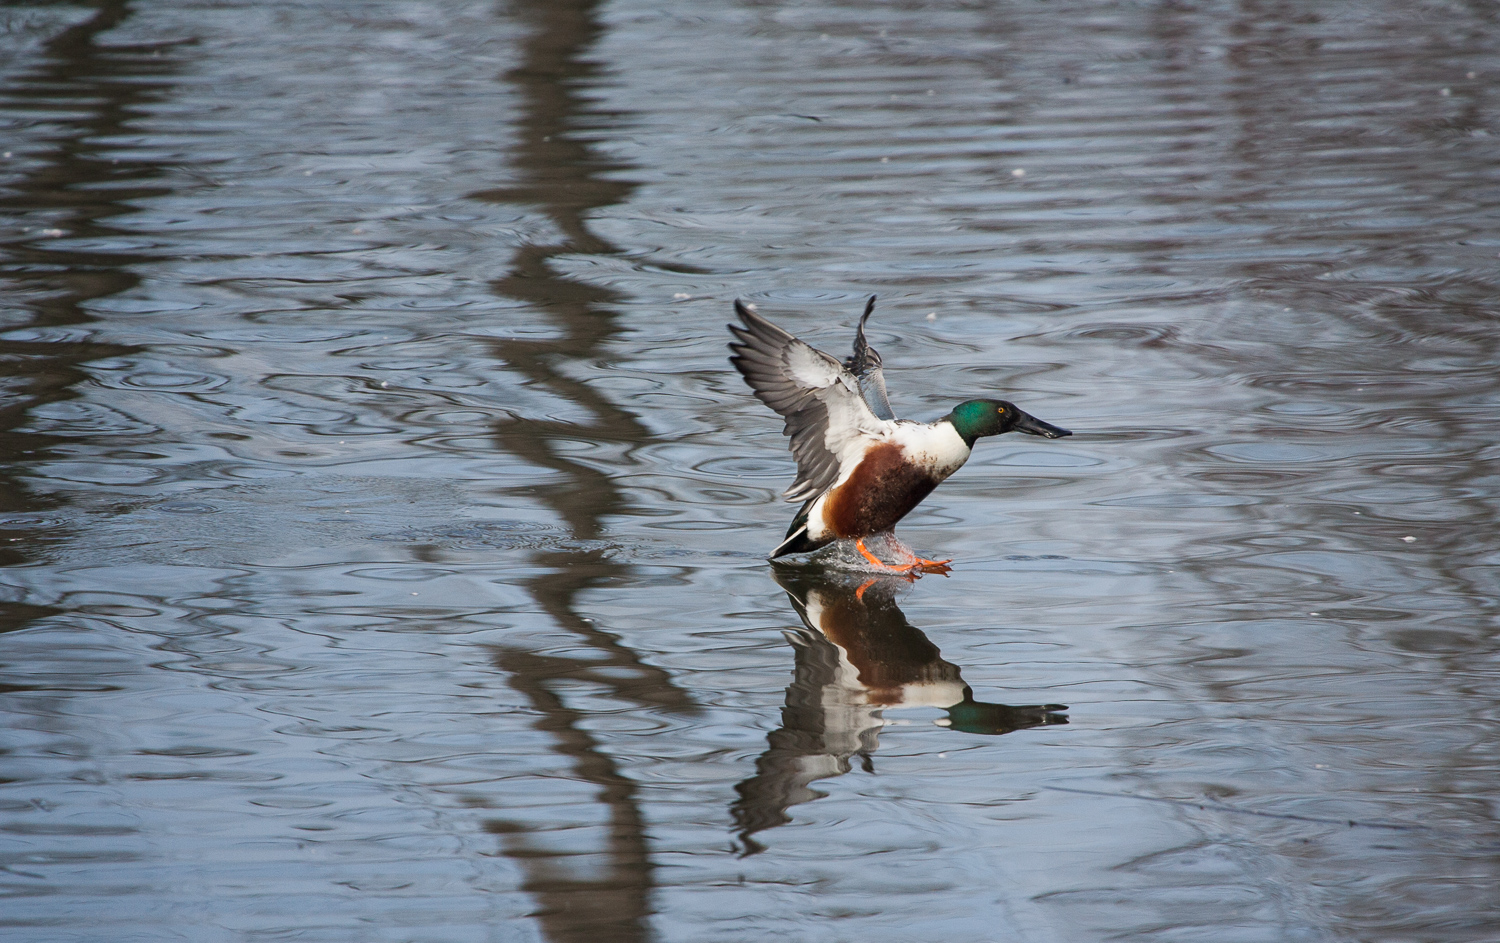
{"left": 946, "top": 399, "right": 1072, "bottom": 447}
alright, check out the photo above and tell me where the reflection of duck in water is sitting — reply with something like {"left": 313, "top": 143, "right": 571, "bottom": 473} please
{"left": 731, "top": 568, "right": 1068, "bottom": 855}
{"left": 728, "top": 297, "right": 1071, "bottom": 572}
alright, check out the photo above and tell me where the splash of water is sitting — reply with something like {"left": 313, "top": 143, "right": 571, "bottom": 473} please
{"left": 772, "top": 532, "right": 950, "bottom": 576}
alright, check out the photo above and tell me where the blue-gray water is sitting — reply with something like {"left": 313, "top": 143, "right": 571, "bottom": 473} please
{"left": 2, "top": 2, "right": 1497, "bottom": 941}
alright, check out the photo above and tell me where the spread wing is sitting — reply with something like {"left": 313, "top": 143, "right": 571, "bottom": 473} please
{"left": 843, "top": 295, "right": 895, "bottom": 421}
{"left": 729, "top": 300, "right": 893, "bottom": 502}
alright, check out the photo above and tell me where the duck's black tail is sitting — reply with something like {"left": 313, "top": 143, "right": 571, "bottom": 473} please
{"left": 769, "top": 500, "right": 828, "bottom": 558}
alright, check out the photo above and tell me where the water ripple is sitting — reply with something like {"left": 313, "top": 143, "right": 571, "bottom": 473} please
{"left": 0, "top": 1, "right": 1496, "bottom": 940}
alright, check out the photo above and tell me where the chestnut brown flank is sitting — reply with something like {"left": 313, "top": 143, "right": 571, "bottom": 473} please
{"left": 824, "top": 442, "right": 940, "bottom": 537}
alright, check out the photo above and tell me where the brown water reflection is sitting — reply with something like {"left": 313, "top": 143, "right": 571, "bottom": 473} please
{"left": 0, "top": 0, "right": 155, "bottom": 556}
{"left": 470, "top": 0, "right": 691, "bottom": 939}
{"left": 734, "top": 567, "right": 1066, "bottom": 855}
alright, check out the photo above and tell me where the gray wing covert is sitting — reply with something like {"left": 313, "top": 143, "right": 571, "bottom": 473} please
{"left": 728, "top": 301, "right": 882, "bottom": 502}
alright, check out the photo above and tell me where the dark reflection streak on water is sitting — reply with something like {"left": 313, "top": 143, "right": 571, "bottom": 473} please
{"left": 472, "top": 0, "right": 642, "bottom": 542}
{"left": 469, "top": 0, "right": 693, "bottom": 939}
{"left": 0, "top": 0, "right": 168, "bottom": 565}
{"left": 733, "top": 569, "right": 1067, "bottom": 856}
{"left": 477, "top": 0, "right": 697, "bottom": 712}
{"left": 482, "top": 649, "right": 654, "bottom": 942}
{"left": 0, "top": 0, "right": 181, "bottom": 771}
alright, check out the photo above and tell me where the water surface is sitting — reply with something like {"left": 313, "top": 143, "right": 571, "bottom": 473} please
{"left": 2, "top": 1, "right": 1497, "bottom": 941}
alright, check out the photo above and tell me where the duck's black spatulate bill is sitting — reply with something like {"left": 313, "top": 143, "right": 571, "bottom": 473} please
{"left": 1012, "top": 409, "right": 1071, "bottom": 439}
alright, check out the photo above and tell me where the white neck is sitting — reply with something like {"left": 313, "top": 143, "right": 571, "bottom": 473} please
{"left": 891, "top": 421, "right": 972, "bottom": 481}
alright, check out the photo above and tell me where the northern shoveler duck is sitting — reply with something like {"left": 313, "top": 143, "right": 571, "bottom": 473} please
{"left": 728, "top": 296, "right": 1072, "bottom": 571}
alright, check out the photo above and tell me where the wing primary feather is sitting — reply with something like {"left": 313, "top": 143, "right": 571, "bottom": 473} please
{"left": 847, "top": 295, "right": 877, "bottom": 375}
{"left": 843, "top": 295, "right": 896, "bottom": 421}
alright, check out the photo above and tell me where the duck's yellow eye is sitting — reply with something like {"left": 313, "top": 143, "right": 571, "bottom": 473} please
{"left": 997, "top": 407, "right": 1006, "bottom": 414}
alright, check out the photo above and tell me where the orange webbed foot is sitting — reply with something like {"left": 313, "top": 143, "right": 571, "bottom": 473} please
{"left": 909, "top": 557, "right": 952, "bottom": 576}
{"left": 891, "top": 540, "right": 953, "bottom": 574}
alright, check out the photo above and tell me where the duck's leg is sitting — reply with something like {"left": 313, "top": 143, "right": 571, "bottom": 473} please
{"left": 855, "top": 538, "right": 907, "bottom": 571}
{"left": 855, "top": 537, "right": 949, "bottom": 575}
